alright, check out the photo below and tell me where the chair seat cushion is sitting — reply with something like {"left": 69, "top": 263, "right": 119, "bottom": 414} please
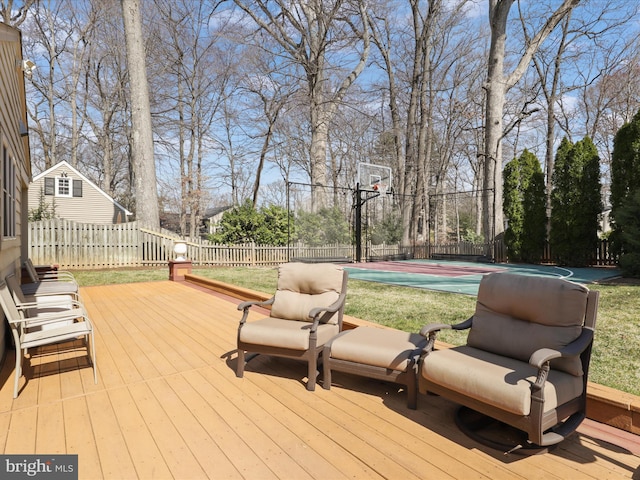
{"left": 239, "top": 317, "right": 339, "bottom": 350}
{"left": 328, "top": 327, "right": 426, "bottom": 371}
{"left": 421, "top": 346, "right": 584, "bottom": 416}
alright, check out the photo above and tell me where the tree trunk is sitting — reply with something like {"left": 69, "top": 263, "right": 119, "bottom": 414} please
{"left": 121, "top": 0, "right": 159, "bottom": 229}
{"left": 482, "top": 0, "right": 512, "bottom": 242}
{"left": 483, "top": 0, "right": 579, "bottom": 242}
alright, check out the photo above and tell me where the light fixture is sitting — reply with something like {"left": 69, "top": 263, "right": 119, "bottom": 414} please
{"left": 19, "top": 120, "right": 28, "bottom": 137}
{"left": 173, "top": 241, "right": 188, "bottom": 261}
{"left": 19, "top": 59, "right": 36, "bottom": 78}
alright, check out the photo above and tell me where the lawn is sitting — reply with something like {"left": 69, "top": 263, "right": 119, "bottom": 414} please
{"left": 73, "top": 266, "right": 640, "bottom": 396}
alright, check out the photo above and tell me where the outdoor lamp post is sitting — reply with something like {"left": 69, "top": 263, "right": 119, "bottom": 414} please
{"left": 173, "top": 241, "right": 188, "bottom": 261}
{"left": 169, "top": 241, "right": 191, "bottom": 281}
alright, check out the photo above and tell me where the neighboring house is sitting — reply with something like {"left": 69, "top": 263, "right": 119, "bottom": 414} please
{"left": 0, "top": 23, "right": 33, "bottom": 359}
{"left": 28, "top": 160, "right": 132, "bottom": 224}
{"left": 160, "top": 205, "right": 232, "bottom": 237}
{"left": 203, "top": 205, "right": 233, "bottom": 235}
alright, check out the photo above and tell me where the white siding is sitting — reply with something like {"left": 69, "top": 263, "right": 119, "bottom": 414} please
{"left": 29, "top": 162, "right": 130, "bottom": 224}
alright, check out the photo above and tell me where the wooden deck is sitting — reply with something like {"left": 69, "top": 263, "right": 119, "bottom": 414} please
{"left": 0, "top": 280, "right": 638, "bottom": 479}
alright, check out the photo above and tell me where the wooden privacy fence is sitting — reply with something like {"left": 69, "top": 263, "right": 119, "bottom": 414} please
{"left": 28, "top": 220, "right": 618, "bottom": 269}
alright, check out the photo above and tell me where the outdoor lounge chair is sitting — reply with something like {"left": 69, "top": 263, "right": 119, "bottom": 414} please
{"left": 236, "top": 262, "right": 348, "bottom": 391}
{"left": 6, "top": 273, "right": 78, "bottom": 317}
{"left": 0, "top": 281, "right": 96, "bottom": 398}
{"left": 24, "top": 258, "right": 77, "bottom": 284}
{"left": 419, "top": 272, "right": 599, "bottom": 451}
{"left": 19, "top": 260, "right": 79, "bottom": 299}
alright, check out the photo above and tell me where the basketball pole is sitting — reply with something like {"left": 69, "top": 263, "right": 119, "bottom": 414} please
{"left": 354, "top": 182, "right": 383, "bottom": 262}
{"left": 355, "top": 182, "right": 363, "bottom": 262}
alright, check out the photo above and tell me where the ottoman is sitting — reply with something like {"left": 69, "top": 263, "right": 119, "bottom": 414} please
{"left": 322, "top": 326, "right": 427, "bottom": 409}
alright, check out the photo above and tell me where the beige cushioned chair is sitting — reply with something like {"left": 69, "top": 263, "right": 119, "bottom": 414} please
{"left": 419, "top": 272, "right": 598, "bottom": 450}
{"left": 236, "top": 262, "right": 348, "bottom": 391}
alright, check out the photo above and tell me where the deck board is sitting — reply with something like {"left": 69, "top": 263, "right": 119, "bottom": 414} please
{"left": 0, "top": 280, "right": 637, "bottom": 479}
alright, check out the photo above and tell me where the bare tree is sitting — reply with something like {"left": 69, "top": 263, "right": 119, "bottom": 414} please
{"left": 482, "top": 0, "right": 579, "bottom": 242}
{"left": 229, "top": 30, "right": 297, "bottom": 207}
{"left": 121, "top": 0, "right": 159, "bottom": 228}
{"left": 234, "top": 0, "right": 370, "bottom": 211}
{"left": 149, "top": 0, "right": 230, "bottom": 236}
{"left": 369, "top": 0, "right": 475, "bottom": 245}
{"left": 0, "top": 0, "right": 35, "bottom": 27}
{"left": 21, "top": 0, "right": 72, "bottom": 169}
{"left": 527, "top": 0, "right": 638, "bottom": 237}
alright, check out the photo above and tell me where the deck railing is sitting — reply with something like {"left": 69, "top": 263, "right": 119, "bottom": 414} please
{"left": 28, "top": 219, "right": 617, "bottom": 269}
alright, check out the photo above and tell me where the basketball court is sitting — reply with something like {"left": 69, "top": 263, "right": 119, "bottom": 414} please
{"left": 343, "top": 259, "right": 621, "bottom": 295}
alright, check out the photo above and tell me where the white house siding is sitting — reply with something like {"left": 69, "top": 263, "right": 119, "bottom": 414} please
{"left": 29, "top": 161, "right": 131, "bottom": 224}
{"left": 0, "top": 24, "right": 32, "bottom": 362}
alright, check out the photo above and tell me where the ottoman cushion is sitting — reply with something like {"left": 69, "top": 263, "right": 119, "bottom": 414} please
{"left": 329, "top": 327, "right": 426, "bottom": 372}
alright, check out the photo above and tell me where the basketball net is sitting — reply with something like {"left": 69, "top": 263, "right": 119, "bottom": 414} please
{"left": 372, "top": 183, "right": 388, "bottom": 196}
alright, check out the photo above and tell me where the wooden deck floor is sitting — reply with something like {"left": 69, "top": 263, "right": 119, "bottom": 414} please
{"left": 0, "top": 281, "right": 638, "bottom": 479}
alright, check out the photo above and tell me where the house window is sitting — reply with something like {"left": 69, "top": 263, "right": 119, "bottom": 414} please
{"left": 56, "top": 176, "right": 71, "bottom": 197}
{"left": 44, "top": 175, "right": 82, "bottom": 197}
{"left": 2, "top": 145, "right": 16, "bottom": 238}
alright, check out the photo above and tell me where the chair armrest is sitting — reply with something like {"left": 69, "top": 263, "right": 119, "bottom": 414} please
{"left": 308, "top": 292, "right": 347, "bottom": 329}
{"left": 419, "top": 323, "right": 452, "bottom": 337}
{"left": 11, "top": 308, "right": 87, "bottom": 328}
{"left": 419, "top": 316, "right": 473, "bottom": 337}
{"left": 36, "top": 275, "right": 78, "bottom": 286}
{"left": 529, "top": 329, "right": 595, "bottom": 369}
{"left": 419, "top": 317, "right": 473, "bottom": 354}
{"left": 308, "top": 295, "right": 345, "bottom": 320}
{"left": 237, "top": 297, "right": 275, "bottom": 325}
{"left": 16, "top": 299, "right": 84, "bottom": 310}
{"left": 451, "top": 316, "right": 474, "bottom": 330}
{"left": 237, "top": 297, "right": 275, "bottom": 311}
{"left": 38, "top": 272, "right": 76, "bottom": 282}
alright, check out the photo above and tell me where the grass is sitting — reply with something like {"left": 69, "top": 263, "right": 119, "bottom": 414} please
{"left": 72, "top": 266, "right": 640, "bottom": 396}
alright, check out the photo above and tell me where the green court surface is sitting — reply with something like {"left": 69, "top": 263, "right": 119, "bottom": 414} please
{"left": 343, "top": 259, "right": 621, "bottom": 295}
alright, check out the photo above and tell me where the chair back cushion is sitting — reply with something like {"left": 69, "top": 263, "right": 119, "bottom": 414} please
{"left": 467, "top": 273, "right": 589, "bottom": 375}
{"left": 271, "top": 263, "right": 344, "bottom": 324}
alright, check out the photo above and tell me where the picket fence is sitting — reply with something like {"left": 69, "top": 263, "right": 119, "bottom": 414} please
{"left": 28, "top": 220, "right": 396, "bottom": 268}
{"left": 27, "top": 219, "right": 616, "bottom": 269}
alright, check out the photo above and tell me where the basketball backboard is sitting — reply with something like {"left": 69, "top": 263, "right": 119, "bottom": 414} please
{"left": 356, "top": 162, "right": 392, "bottom": 193}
